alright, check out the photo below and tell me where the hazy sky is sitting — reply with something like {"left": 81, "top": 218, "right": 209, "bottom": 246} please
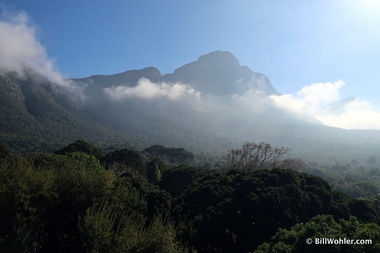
{"left": 1, "top": 0, "right": 380, "bottom": 129}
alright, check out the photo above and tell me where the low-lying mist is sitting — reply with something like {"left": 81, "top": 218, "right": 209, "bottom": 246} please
{"left": 71, "top": 54, "right": 380, "bottom": 165}
{"left": 1, "top": 8, "right": 380, "bottom": 164}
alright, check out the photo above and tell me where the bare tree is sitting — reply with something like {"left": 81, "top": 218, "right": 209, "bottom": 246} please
{"left": 224, "top": 142, "right": 290, "bottom": 170}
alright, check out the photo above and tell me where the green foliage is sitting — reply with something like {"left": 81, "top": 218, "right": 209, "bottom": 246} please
{"left": 349, "top": 199, "right": 378, "bottom": 223}
{"left": 102, "top": 148, "right": 145, "bottom": 176}
{"left": 54, "top": 160, "right": 116, "bottom": 211}
{"left": 255, "top": 215, "right": 380, "bottom": 253}
{"left": 2, "top": 141, "right": 380, "bottom": 252}
{"left": 55, "top": 140, "right": 103, "bottom": 159}
{"left": 172, "top": 168, "right": 356, "bottom": 252}
{"left": 364, "top": 194, "right": 380, "bottom": 220}
{"left": 0, "top": 157, "right": 58, "bottom": 252}
{"left": 121, "top": 173, "right": 172, "bottom": 218}
{"left": 79, "top": 201, "right": 187, "bottom": 253}
{"left": 27, "top": 152, "right": 76, "bottom": 170}
{"left": 0, "top": 141, "right": 9, "bottom": 159}
{"left": 65, "top": 152, "right": 102, "bottom": 169}
{"left": 146, "top": 158, "right": 163, "bottom": 183}
{"left": 144, "top": 145, "right": 194, "bottom": 164}
{"left": 78, "top": 202, "right": 117, "bottom": 252}
{"left": 302, "top": 163, "right": 380, "bottom": 198}
{"left": 159, "top": 165, "right": 210, "bottom": 197}
{"left": 337, "top": 181, "right": 380, "bottom": 198}
{"left": 79, "top": 202, "right": 187, "bottom": 253}
{"left": 0, "top": 155, "right": 186, "bottom": 252}
{"left": 0, "top": 73, "right": 136, "bottom": 154}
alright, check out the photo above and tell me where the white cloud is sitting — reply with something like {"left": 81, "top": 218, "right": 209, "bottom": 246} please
{"left": 316, "top": 100, "right": 380, "bottom": 130}
{"left": 270, "top": 80, "right": 380, "bottom": 130}
{"left": 0, "top": 8, "right": 83, "bottom": 98}
{"left": 104, "top": 78, "right": 201, "bottom": 100}
{"left": 297, "top": 80, "right": 345, "bottom": 107}
{"left": 270, "top": 81, "right": 345, "bottom": 117}
{"left": 0, "top": 11, "right": 56, "bottom": 80}
{"left": 316, "top": 110, "right": 380, "bottom": 130}
{"left": 270, "top": 94, "right": 310, "bottom": 116}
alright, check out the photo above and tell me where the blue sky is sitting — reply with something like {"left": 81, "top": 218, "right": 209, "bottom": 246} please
{"left": 1, "top": 0, "right": 380, "bottom": 129}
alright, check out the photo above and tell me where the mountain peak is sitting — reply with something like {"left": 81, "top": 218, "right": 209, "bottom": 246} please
{"left": 196, "top": 50, "right": 239, "bottom": 66}
{"left": 165, "top": 51, "right": 277, "bottom": 95}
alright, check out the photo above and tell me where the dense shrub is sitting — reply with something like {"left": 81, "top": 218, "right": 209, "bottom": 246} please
{"left": 0, "top": 156, "right": 186, "bottom": 252}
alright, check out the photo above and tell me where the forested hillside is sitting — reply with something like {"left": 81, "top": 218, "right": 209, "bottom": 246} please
{"left": 1, "top": 140, "right": 380, "bottom": 252}
{"left": 0, "top": 71, "right": 137, "bottom": 152}
{"left": 2, "top": 52, "right": 380, "bottom": 165}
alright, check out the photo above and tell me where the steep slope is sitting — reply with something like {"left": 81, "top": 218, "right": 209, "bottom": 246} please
{"left": 0, "top": 70, "right": 133, "bottom": 152}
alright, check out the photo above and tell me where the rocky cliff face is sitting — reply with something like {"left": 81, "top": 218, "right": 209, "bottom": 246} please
{"left": 162, "top": 51, "right": 278, "bottom": 95}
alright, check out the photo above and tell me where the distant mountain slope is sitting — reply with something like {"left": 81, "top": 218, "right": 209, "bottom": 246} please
{"left": 0, "top": 70, "right": 133, "bottom": 152}
{"left": 70, "top": 51, "right": 380, "bottom": 163}
{"left": 2, "top": 51, "right": 380, "bottom": 164}
{"left": 69, "top": 51, "right": 280, "bottom": 153}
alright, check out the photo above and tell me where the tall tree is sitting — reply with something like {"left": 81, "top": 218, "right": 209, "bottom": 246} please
{"left": 224, "top": 142, "right": 290, "bottom": 170}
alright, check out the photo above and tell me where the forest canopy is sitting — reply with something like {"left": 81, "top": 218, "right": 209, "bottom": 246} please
{"left": 1, "top": 139, "right": 380, "bottom": 252}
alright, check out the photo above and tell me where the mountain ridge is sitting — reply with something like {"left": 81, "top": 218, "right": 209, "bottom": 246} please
{"left": 1, "top": 51, "right": 380, "bottom": 164}
{"left": 73, "top": 50, "right": 278, "bottom": 97}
